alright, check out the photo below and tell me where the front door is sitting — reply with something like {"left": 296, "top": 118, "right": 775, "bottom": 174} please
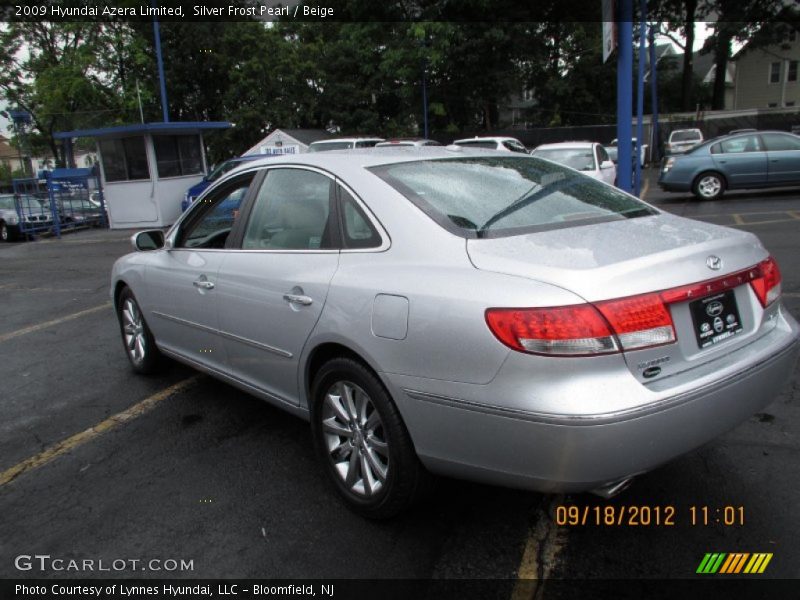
{"left": 145, "top": 172, "right": 256, "bottom": 371}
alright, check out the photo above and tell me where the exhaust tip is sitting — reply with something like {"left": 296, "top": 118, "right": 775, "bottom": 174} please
{"left": 590, "top": 477, "right": 635, "bottom": 499}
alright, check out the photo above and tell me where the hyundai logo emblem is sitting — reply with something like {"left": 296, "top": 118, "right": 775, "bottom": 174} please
{"left": 706, "top": 255, "right": 722, "bottom": 270}
{"left": 706, "top": 301, "right": 724, "bottom": 317}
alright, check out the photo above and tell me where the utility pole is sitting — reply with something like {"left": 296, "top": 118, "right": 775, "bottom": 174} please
{"left": 634, "top": 0, "right": 647, "bottom": 197}
{"left": 152, "top": 0, "right": 169, "bottom": 122}
{"left": 616, "top": 0, "right": 633, "bottom": 193}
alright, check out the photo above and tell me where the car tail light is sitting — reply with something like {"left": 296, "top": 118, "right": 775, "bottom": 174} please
{"left": 484, "top": 305, "right": 618, "bottom": 356}
{"left": 750, "top": 256, "right": 782, "bottom": 307}
{"left": 485, "top": 256, "right": 782, "bottom": 357}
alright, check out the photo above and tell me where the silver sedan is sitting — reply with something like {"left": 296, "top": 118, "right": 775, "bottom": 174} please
{"left": 112, "top": 147, "right": 799, "bottom": 518}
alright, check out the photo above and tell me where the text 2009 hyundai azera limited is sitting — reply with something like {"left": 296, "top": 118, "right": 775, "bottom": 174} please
{"left": 112, "top": 147, "right": 799, "bottom": 517}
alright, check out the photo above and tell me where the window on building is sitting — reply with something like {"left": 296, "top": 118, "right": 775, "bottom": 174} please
{"left": 153, "top": 135, "right": 203, "bottom": 178}
{"left": 788, "top": 61, "right": 798, "bottom": 82}
{"left": 99, "top": 137, "right": 149, "bottom": 182}
{"left": 786, "top": 102, "right": 796, "bottom": 107}
{"left": 768, "top": 102, "right": 779, "bottom": 108}
{"left": 769, "top": 62, "right": 781, "bottom": 83}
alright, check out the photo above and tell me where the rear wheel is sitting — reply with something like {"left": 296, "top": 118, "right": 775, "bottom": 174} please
{"left": 310, "top": 357, "right": 429, "bottom": 518}
{"left": 117, "top": 286, "right": 163, "bottom": 374}
{"left": 693, "top": 172, "right": 725, "bottom": 200}
{"left": 0, "top": 222, "right": 13, "bottom": 242}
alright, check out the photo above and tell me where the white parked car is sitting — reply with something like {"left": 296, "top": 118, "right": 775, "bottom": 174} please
{"left": 531, "top": 142, "right": 617, "bottom": 185}
{"left": 308, "top": 138, "right": 385, "bottom": 152}
{"left": 453, "top": 136, "right": 528, "bottom": 153}
{"left": 608, "top": 138, "right": 648, "bottom": 167}
{"left": 375, "top": 138, "right": 442, "bottom": 147}
{"left": 665, "top": 129, "right": 704, "bottom": 155}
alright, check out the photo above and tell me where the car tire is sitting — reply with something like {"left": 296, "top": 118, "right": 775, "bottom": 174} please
{"left": 117, "top": 286, "right": 164, "bottom": 375}
{"left": 692, "top": 172, "right": 725, "bottom": 200}
{"left": 0, "top": 221, "right": 14, "bottom": 242}
{"left": 310, "top": 357, "right": 430, "bottom": 519}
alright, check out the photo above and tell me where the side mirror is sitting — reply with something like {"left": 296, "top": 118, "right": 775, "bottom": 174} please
{"left": 601, "top": 160, "right": 615, "bottom": 169}
{"left": 132, "top": 229, "right": 165, "bottom": 252}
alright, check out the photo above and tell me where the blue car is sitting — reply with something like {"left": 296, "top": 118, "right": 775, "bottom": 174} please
{"left": 658, "top": 130, "right": 800, "bottom": 200}
{"left": 181, "top": 155, "right": 262, "bottom": 211}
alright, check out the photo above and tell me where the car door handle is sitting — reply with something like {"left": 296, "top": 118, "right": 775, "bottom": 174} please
{"left": 283, "top": 293, "right": 313, "bottom": 306}
{"left": 193, "top": 279, "right": 215, "bottom": 290}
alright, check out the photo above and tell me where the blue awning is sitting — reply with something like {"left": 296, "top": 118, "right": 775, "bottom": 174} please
{"left": 54, "top": 121, "right": 231, "bottom": 140}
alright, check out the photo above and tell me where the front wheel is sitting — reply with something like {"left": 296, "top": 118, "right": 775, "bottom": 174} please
{"left": 693, "top": 172, "right": 725, "bottom": 200}
{"left": 310, "top": 358, "right": 429, "bottom": 518}
{"left": 117, "top": 286, "right": 163, "bottom": 374}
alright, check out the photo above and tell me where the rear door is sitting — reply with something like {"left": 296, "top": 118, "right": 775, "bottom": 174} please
{"left": 762, "top": 132, "right": 800, "bottom": 185}
{"left": 215, "top": 167, "right": 341, "bottom": 405}
{"left": 710, "top": 134, "right": 769, "bottom": 188}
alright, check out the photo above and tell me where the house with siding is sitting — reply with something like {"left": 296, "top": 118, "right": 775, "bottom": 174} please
{"left": 732, "top": 31, "right": 800, "bottom": 109}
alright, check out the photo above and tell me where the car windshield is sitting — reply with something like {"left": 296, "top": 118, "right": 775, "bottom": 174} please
{"left": 207, "top": 160, "right": 243, "bottom": 183}
{"left": 671, "top": 131, "right": 702, "bottom": 142}
{"left": 308, "top": 142, "right": 353, "bottom": 152}
{"left": 533, "top": 148, "right": 596, "bottom": 171}
{"left": 370, "top": 157, "right": 655, "bottom": 238}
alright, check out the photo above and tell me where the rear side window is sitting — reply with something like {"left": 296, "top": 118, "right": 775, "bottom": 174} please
{"left": 338, "top": 187, "right": 381, "bottom": 249}
{"left": 370, "top": 157, "right": 656, "bottom": 239}
{"left": 719, "top": 135, "right": 762, "bottom": 153}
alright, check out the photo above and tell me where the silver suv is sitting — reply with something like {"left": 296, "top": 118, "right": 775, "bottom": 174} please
{"left": 0, "top": 194, "right": 53, "bottom": 242}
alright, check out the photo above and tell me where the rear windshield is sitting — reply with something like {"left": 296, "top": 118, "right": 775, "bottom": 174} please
{"left": 532, "top": 148, "right": 596, "bottom": 171}
{"left": 671, "top": 130, "right": 702, "bottom": 142}
{"left": 370, "top": 157, "right": 656, "bottom": 238}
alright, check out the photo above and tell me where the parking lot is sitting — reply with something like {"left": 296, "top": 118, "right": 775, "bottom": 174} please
{"left": 1, "top": 171, "right": 798, "bottom": 595}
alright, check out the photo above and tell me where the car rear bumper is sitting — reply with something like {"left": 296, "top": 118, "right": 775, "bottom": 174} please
{"left": 385, "top": 308, "right": 799, "bottom": 492}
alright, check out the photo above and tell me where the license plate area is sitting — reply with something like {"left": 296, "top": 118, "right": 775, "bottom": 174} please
{"left": 690, "top": 290, "right": 743, "bottom": 349}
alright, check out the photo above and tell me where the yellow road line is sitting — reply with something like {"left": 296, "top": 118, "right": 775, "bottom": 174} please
{"left": 0, "top": 302, "right": 112, "bottom": 344}
{"left": 0, "top": 377, "right": 200, "bottom": 487}
{"left": 511, "top": 496, "right": 566, "bottom": 600}
{"left": 728, "top": 217, "right": 800, "bottom": 227}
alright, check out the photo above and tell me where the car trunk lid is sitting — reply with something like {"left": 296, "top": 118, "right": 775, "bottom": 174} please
{"left": 468, "top": 213, "right": 772, "bottom": 382}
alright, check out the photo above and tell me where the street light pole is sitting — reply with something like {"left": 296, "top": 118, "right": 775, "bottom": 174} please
{"left": 616, "top": 0, "right": 633, "bottom": 193}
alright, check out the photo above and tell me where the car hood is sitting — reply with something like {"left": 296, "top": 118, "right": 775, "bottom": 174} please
{"left": 466, "top": 213, "right": 765, "bottom": 302}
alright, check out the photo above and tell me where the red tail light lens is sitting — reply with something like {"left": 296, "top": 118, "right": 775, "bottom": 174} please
{"left": 486, "top": 256, "right": 782, "bottom": 357}
{"left": 750, "top": 256, "right": 782, "bottom": 307}
{"left": 485, "top": 305, "right": 618, "bottom": 356}
{"left": 595, "top": 293, "right": 676, "bottom": 350}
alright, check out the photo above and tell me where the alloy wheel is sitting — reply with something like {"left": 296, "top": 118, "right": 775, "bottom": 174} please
{"left": 321, "top": 380, "right": 389, "bottom": 497}
{"left": 697, "top": 175, "right": 722, "bottom": 199}
{"left": 122, "top": 298, "right": 147, "bottom": 365}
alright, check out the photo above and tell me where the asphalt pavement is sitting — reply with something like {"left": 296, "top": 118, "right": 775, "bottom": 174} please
{"left": 1, "top": 174, "right": 798, "bottom": 598}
